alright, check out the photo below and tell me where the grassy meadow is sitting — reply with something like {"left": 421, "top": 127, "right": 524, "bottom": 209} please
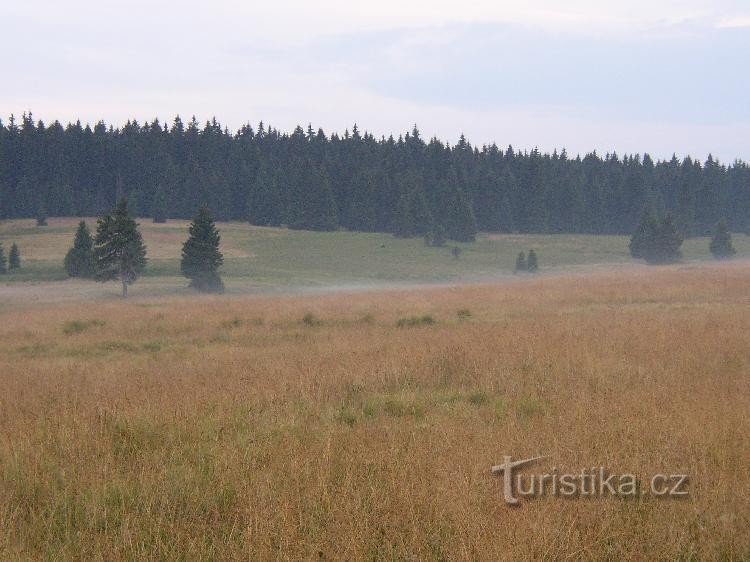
{"left": 0, "top": 259, "right": 748, "bottom": 559}
{"left": 1, "top": 217, "right": 749, "bottom": 299}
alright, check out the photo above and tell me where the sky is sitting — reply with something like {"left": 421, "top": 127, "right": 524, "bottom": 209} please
{"left": 2, "top": 0, "right": 749, "bottom": 162}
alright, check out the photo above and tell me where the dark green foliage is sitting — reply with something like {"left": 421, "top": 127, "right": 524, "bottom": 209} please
{"left": 64, "top": 221, "right": 96, "bottom": 278}
{"left": 93, "top": 199, "right": 148, "bottom": 297}
{"left": 181, "top": 206, "right": 224, "bottom": 293}
{"left": 709, "top": 220, "right": 736, "bottom": 259}
{"left": 152, "top": 184, "right": 168, "bottom": 223}
{"left": 1, "top": 113, "right": 748, "bottom": 240}
{"left": 446, "top": 188, "right": 477, "bottom": 242}
{"left": 8, "top": 243, "right": 20, "bottom": 270}
{"left": 0, "top": 243, "right": 6, "bottom": 274}
{"left": 36, "top": 205, "right": 47, "bottom": 226}
{"left": 515, "top": 252, "right": 526, "bottom": 272}
{"left": 629, "top": 213, "right": 683, "bottom": 264}
{"left": 527, "top": 249, "right": 538, "bottom": 272}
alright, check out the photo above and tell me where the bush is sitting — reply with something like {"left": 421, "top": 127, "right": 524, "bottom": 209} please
{"left": 456, "top": 309, "right": 472, "bottom": 320}
{"left": 302, "top": 313, "right": 322, "bottom": 326}
{"left": 396, "top": 315, "right": 436, "bottom": 327}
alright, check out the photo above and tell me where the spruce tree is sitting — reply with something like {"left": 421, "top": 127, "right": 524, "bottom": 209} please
{"left": 392, "top": 193, "right": 415, "bottom": 238}
{"left": 152, "top": 184, "right": 168, "bottom": 223}
{"left": 8, "top": 243, "right": 20, "bottom": 270}
{"left": 93, "top": 199, "right": 147, "bottom": 297}
{"left": 0, "top": 243, "right": 6, "bottom": 274}
{"left": 630, "top": 213, "right": 683, "bottom": 264}
{"left": 181, "top": 206, "right": 224, "bottom": 293}
{"left": 629, "top": 212, "right": 657, "bottom": 259}
{"left": 64, "top": 221, "right": 96, "bottom": 278}
{"left": 709, "top": 220, "right": 736, "bottom": 259}
{"left": 650, "top": 215, "right": 683, "bottom": 264}
{"left": 428, "top": 224, "right": 447, "bottom": 247}
{"left": 447, "top": 188, "right": 477, "bottom": 242}
{"left": 36, "top": 205, "right": 47, "bottom": 226}
{"left": 515, "top": 251, "right": 526, "bottom": 272}
{"left": 527, "top": 249, "right": 539, "bottom": 272}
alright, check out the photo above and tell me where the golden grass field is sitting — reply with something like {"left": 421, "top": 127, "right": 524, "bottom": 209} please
{"left": 0, "top": 262, "right": 749, "bottom": 560}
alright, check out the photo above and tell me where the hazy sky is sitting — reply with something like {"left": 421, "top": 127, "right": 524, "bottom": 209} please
{"left": 3, "top": 0, "right": 749, "bottom": 161}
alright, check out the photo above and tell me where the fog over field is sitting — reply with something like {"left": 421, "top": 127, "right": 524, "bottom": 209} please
{"left": 1, "top": 0, "right": 749, "bottom": 559}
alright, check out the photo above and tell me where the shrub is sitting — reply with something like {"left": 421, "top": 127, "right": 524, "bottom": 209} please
{"left": 396, "top": 315, "right": 436, "bottom": 327}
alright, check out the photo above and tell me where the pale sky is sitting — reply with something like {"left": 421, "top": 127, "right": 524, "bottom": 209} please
{"left": 3, "top": 0, "right": 749, "bottom": 161}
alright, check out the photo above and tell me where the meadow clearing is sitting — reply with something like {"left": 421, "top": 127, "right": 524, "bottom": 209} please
{"left": 1, "top": 217, "right": 749, "bottom": 299}
{"left": 0, "top": 253, "right": 748, "bottom": 559}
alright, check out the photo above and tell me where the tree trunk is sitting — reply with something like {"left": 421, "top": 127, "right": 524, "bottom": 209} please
{"left": 122, "top": 279, "right": 128, "bottom": 298}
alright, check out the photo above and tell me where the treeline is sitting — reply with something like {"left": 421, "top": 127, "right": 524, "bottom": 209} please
{"left": 1, "top": 112, "right": 748, "bottom": 239}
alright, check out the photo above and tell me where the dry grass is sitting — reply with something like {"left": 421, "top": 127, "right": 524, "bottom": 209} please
{"left": 0, "top": 263, "right": 748, "bottom": 560}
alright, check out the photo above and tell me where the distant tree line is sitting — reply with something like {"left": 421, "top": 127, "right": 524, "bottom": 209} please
{"left": 1, "top": 112, "right": 749, "bottom": 240}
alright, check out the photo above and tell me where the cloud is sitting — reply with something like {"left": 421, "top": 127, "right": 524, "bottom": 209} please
{"left": 1, "top": 1, "right": 749, "bottom": 161}
{"left": 716, "top": 16, "right": 750, "bottom": 28}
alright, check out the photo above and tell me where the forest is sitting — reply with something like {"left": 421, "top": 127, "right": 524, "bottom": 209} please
{"left": 1, "top": 112, "right": 748, "bottom": 241}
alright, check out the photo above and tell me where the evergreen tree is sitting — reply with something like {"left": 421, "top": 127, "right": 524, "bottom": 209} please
{"left": 527, "top": 249, "right": 539, "bottom": 272}
{"left": 629, "top": 212, "right": 657, "bottom": 260}
{"left": 515, "top": 251, "right": 526, "bottom": 272}
{"left": 446, "top": 188, "right": 478, "bottom": 242}
{"left": 651, "top": 215, "right": 683, "bottom": 264}
{"left": 8, "top": 243, "right": 20, "bottom": 270}
{"left": 630, "top": 213, "right": 683, "bottom": 264}
{"left": 0, "top": 113, "right": 748, "bottom": 241}
{"left": 392, "top": 193, "right": 414, "bottom": 238}
{"left": 64, "top": 221, "right": 96, "bottom": 277}
{"left": 180, "top": 206, "right": 224, "bottom": 293}
{"left": 429, "top": 224, "right": 447, "bottom": 247}
{"left": 36, "top": 204, "right": 47, "bottom": 226}
{"left": 709, "top": 219, "right": 736, "bottom": 259}
{"left": 0, "top": 243, "right": 6, "bottom": 274}
{"left": 93, "top": 199, "right": 147, "bottom": 297}
{"left": 152, "top": 183, "right": 168, "bottom": 223}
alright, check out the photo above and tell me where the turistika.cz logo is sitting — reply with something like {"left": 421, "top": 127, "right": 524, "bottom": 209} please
{"left": 491, "top": 456, "right": 688, "bottom": 505}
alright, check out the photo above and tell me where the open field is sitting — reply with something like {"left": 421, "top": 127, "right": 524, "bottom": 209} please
{"left": 0, "top": 262, "right": 748, "bottom": 559}
{"left": 1, "top": 218, "right": 749, "bottom": 299}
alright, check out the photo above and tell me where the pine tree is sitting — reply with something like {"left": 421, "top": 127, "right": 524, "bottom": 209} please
{"left": 392, "top": 193, "right": 414, "bottom": 238}
{"left": 709, "top": 219, "right": 736, "bottom": 259}
{"left": 446, "top": 188, "right": 478, "bottom": 242}
{"left": 152, "top": 184, "right": 168, "bottom": 223}
{"left": 36, "top": 204, "right": 47, "bottom": 226}
{"left": 181, "top": 206, "right": 224, "bottom": 293}
{"left": 527, "top": 249, "right": 539, "bottom": 272}
{"left": 0, "top": 243, "right": 7, "bottom": 274}
{"left": 64, "top": 221, "right": 96, "bottom": 278}
{"left": 8, "top": 243, "right": 20, "bottom": 270}
{"left": 430, "top": 224, "right": 447, "bottom": 247}
{"left": 629, "top": 212, "right": 657, "bottom": 260}
{"left": 93, "top": 199, "right": 148, "bottom": 297}
{"left": 630, "top": 213, "right": 682, "bottom": 264}
{"left": 515, "top": 251, "right": 526, "bottom": 272}
{"left": 651, "top": 215, "right": 683, "bottom": 264}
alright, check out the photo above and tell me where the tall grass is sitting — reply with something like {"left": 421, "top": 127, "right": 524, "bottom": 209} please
{"left": 0, "top": 264, "right": 748, "bottom": 559}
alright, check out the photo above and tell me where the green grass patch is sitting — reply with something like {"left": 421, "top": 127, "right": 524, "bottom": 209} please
{"left": 396, "top": 315, "right": 436, "bottom": 328}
